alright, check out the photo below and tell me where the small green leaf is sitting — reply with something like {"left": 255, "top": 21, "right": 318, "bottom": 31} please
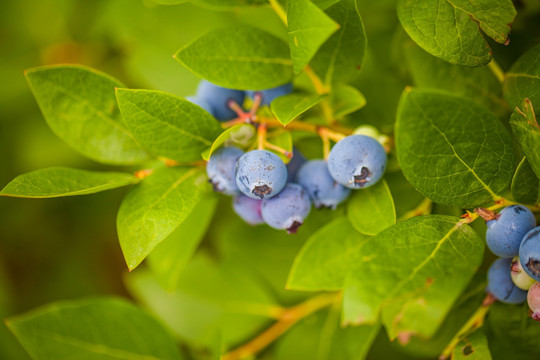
{"left": 267, "top": 130, "right": 293, "bottom": 164}
{"left": 343, "top": 215, "right": 483, "bottom": 339}
{"left": 331, "top": 83, "right": 366, "bottom": 119}
{"left": 504, "top": 44, "right": 540, "bottom": 109}
{"left": 116, "top": 89, "right": 221, "bottom": 163}
{"left": 147, "top": 195, "right": 218, "bottom": 291}
{"left": 174, "top": 26, "right": 293, "bottom": 90}
{"left": 395, "top": 88, "right": 514, "bottom": 207}
{"left": 0, "top": 167, "right": 138, "bottom": 198}
{"left": 117, "top": 166, "right": 209, "bottom": 270}
{"left": 510, "top": 99, "right": 540, "bottom": 179}
{"left": 25, "top": 65, "right": 148, "bottom": 165}
{"left": 153, "top": 0, "right": 188, "bottom": 4}
{"left": 511, "top": 157, "right": 539, "bottom": 205}
{"left": 398, "top": 0, "right": 516, "bottom": 66}
{"left": 453, "top": 328, "right": 492, "bottom": 360}
{"left": 287, "top": 0, "right": 339, "bottom": 75}
{"left": 310, "top": 0, "right": 367, "bottom": 85}
{"left": 287, "top": 217, "right": 370, "bottom": 291}
{"left": 347, "top": 180, "right": 395, "bottom": 236}
{"left": 190, "top": 0, "right": 266, "bottom": 9}
{"left": 7, "top": 297, "right": 182, "bottom": 360}
{"left": 271, "top": 93, "right": 325, "bottom": 126}
{"left": 201, "top": 124, "right": 256, "bottom": 161}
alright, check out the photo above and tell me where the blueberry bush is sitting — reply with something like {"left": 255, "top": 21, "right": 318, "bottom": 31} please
{"left": 2, "top": 0, "right": 540, "bottom": 359}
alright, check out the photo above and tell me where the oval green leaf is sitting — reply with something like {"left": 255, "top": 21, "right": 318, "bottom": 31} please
{"left": 174, "top": 26, "right": 293, "bottom": 90}
{"left": 331, "top": 83, "right": 366, "bottom": 119}
{"left": 510, "top": 98, "right": 540, "bottom": 179}
{"left": 511, "top": 157, "right": 539, "bottom": 205}
{"left": 271, "top": 93, "right": 325, "bottom": 126}
{"left": 504, "top": 44, "right": 540, "bottom": 109}
{"left": 395, "top": 88, "right": 514, "bottom": 207}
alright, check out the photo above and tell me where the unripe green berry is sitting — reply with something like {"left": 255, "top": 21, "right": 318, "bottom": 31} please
{"left": 511, "top": 256, "right": 536, "bottom": 290}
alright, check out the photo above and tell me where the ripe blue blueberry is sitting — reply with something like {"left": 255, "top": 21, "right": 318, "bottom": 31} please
{"left": 487, "top": 257, "right": 527, "bottom": 304}
{"left": 295, "top": 160, "right": 351, "bottom": 209}
{"left": 327, "top": 135, "right": 387, "bottom": 189}
{"left": 185, "top": 95, "right": 214, "bottom": 115}
{"left": 519, "top": 226, "right": 540, "bottom": 282}
{"left": 196, "top": 80, "right": 244, "bottom": 121}
{"left": 261, "top": 183, "right": 311, "bottom": 233}
{"left": 206, "top": 146, "right": 244, "bottom": 196}
{"left": 233, "top": 195, "right": 263, "bottom": 226}
{"left": 235, "top": 150, "right": 287, "bottom": 200}
{"left": 286, "top": 147, "right": 306, "bottom": 182}
{"left": 246, "top": 83, "right": 293, "bottom": 105}
{"left": 485, "top": 205, "right": 535, "bottom": 257}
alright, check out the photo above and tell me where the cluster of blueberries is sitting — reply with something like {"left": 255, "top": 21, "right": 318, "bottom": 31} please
{"left": 192, "top": 81, "right": 388, "bottom": 233}
{"left": 483, "top": 205, "right": 540, "bottom": 319}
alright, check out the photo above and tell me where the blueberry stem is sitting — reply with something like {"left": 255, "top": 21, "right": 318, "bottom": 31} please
{"left": 134, "top": 169, "right": 154, "bottom": 180}
{"left": 257, "top": 123, "right": 267, "bottom": 150}
{"left": 263, "top": 140, "right": 292, "bottom": 159}
{"left": 268, "top": 0, "right": 287, "bottom": 26}
{"left": 222, "top": 292, "right": 341, "bottom": 360}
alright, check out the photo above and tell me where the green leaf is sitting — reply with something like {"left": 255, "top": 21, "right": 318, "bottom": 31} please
{"left": 116, "top": 89, "right": 221, "bottom": 163}
{"left": 395, "top": 88, "right": 514, "bottom": 207}
{"left": 287, "top": 217, "right": 370, "bottom": 291}
{"left": 403, "top": 42, "right": 507, "bottom": 116}
{"left": 271, "top": 93, "right": 325, "bottom": 126}
{"left": 347, "top": 180, "right": 395, "bottom": 236}
{"left": 0, "top": 167, "right": 138, "bottom": 198}
{"left": 510, "top": 99, "right": 540, "bottom": 179}
{"left": 310, "top": 0, "right": 367, "bottom": 85}
{"left": 331, "top": 83, "right": 366, "bottom": 119}
{"left": 343, "top": 215, "right": 483, "bottom": 339}
{"left": 397, "top": 0, "right": 516, "bottom": 66}
{"left": 504, "top": 44, "right": 540, "bottom": 109}
{"left": 126, "top": 256, "right": 278, "bottom": 347}
{"left": 174, "top": 26, "right": 293, "bottom": 90}
{"left": 117, "top": 166, "right": 209, "bottom": 270}
{"left": 189, "top": 0, "right": 266, "bottom": 10}
{"left": 453, "top": 328, "right": 492, "bottom": 360}
{"left": 7, "top": 297, "right": 182, "bottom": 360}
{"left": 267, "top": 130, "right": 293, "bottom": 164}
{"left": 147, "top": 195, "right": 218, "bottom": 291}
{"left": 273, "top": 307, "right": 379, "bottom": 360}
{"left": 287, "top": 0, "right": 339, "bottom": 75}
{"left": 201, "top": 124, "right": 256, "bottom": 161}
{"left": 511, "top": 157, "right": 539, "bottom": 205}
{"left": 154, "top": 0, "right": 188, "bottom": 4}
{"left": 25, "top": 65, "right": 149, "bottom": 165}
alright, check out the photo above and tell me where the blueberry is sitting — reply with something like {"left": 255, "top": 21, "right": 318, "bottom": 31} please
{"left": 233, "top": 195, "right": 263, "bottom": 225}
{"left": 485, "top": 205, "right": 536, "bottom": 257}
{"left": 196, "top": 80, "right": 244, "bottom": 121}
{"left": 519, "top": 226, "right": 540, "bottom": 282}
{"left": 235, "top": 150, "right": 287, "bottom": 200}
{"left": 527, "top": 282, "right": 540, "bottom": 321}
{"left": 246, "top": 83, "right": 293, "bottom": 106}
{"left": 261, "top": 183, "right": 311, "bottom": 233}
{"left": 286, "top": 147, "right": 307, "bottom": 182}
{"left": 327, "top": 135, "right": 387, "bottom": 189}
{"left": 295, "top": 160, "right": 351, "bottom": 209}
{"left": 185, "top": 95, "right": 214, "bottom": 115}
{"left": 511, "top": 256, "right": 536, "bottom": 290}
{"left": 487, "top": 258, "right": 527, "bottom": 304}
{"left": 206, "top": 146, "right": 244, "bottom": 196}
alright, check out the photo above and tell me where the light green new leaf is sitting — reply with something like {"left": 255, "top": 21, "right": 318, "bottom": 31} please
{"left": 511, "top": 157, "right": 539, "bottom": 205}
{"left": 154, "top": 0, "right": 188, "bottom": 4}
{"left": 147, "top": 195, "right": 218, "bottom": 291}
{"left": 175, "top": 26, "right": 293, "bottom": 90}
{"left": 310, "top": 0, "right": 367, "bottom": 85}
{"left": 287, "top": 217, "right": 370, "bottom": 291}
{"left": 504, "top": 44, "right": 540, "bottom": 108}
{"left": 453, "top": 328, "right": 492, "bottom": 360}
{"left": 343, "top": 215, "right": 483, "bottom": 340}
{"left": 190, "top": 0, "right": 266, "bottom": 9}
{"left": 25, "top": 65, "right": 148, "bottom": 165}
{"left": 395, "top": 88, "right": 514, "bottom": 207}
{"left": 271, "top": 93, "right": 325, "bottom": 126}
{"left": 116, "top": 89, "right": 221, "bottom": 163}
{"left": 331, "top": 83, "right": 366, "bottom": 119}
{"left": 201, "top": 124, "right": 256, "bottom": 161}
{"left": 0, "top": 167, "right": 139, "bottom": 198}
{"left": 398, "top": 0, "right": 516, "bottom": 66}
{"left": 287, "top": 0, "right": 339, "bottom": 75}
{"left": 347, "top": 180, "right": 395, "bottom": 236}
{"left": 510, "top": 99, "right": 540, "bottom": 179}
{"left": 117, "top": 166, "right": 209, "bottom": 270}
{"left": 126, "top": 256, "right": 278, "bottom": 347}
{"left": 7, "top": 297, "right": 182, "bottom": 360}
